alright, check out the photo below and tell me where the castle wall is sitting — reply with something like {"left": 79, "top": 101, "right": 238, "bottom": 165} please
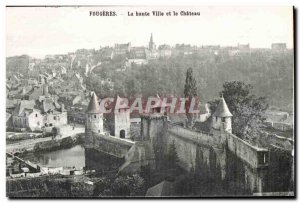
{"left": 164, "top": 123, "right": 270, "bottom": 193}
{"left": 226, "top": 133, "right": 269, "bottom": 168}
{"left": 244, "top": 166, "right": 268, "bottom": 193}
{"left": 85, "top": 148, "right": 124, "bottom": 172}
{"left": 266, "top": 145, "right": 294, "bottom": 192}
{"left": 225, "top": 149, "right": 268, "bottom": 194}
{"left": 165, "top": 123, "right": 226, "bottom": 180}
{"left": 85, "top": 132, "right": 134, "bottom": 158}
{"left": 119, "top": 141, "right": 156, "bottom": 174}
{"left": 165, "top": 130, "right": 198, "bottom": 171}
{"left": 167, "top": 123, "right": 215, "bottom": 147}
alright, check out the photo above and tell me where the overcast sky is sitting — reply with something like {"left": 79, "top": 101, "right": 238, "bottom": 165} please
{"left": 6, "top": 6, "right": 293, "bottom": 58}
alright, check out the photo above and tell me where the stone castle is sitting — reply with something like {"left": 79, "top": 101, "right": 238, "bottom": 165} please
{"left": 84, "top": 92, "right": 292, "bottom": 194}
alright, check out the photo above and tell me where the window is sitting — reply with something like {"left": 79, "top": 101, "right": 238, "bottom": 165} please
{"left": 35, "top": 114, "right": 38, "bottom": 117}
{"left": 221, "top": 118, "right": 226, "bottom": 122}
{"left": 94, "top": 115, "right": 97, "bottom": 119}
{"left": 54, "top": 116, "right": 57, "bottom": 120}
{"left": 49, "top": 123, "right": 53, "bottom": 127}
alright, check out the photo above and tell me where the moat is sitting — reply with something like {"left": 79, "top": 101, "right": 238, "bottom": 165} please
{"left": 20, "top": 145, "right": 86, "bottom": 168}
{"left": 19, "top": 144, "right": 124, "bottom": 172}
{"left": 17, "top": 142, "right": 293, "bottom": 196}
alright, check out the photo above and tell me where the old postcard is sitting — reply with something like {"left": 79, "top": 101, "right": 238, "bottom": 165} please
{"left": 6, "top": 6, "right": 294, "bottom": 198}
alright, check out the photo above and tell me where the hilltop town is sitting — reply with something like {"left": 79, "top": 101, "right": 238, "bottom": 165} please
{"left": 6, "top": 34, "right": 293, "bottom": 139}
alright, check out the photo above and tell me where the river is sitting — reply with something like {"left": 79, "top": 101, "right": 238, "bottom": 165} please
{"left": 18, "top": 143, "right": 293, "bottom": 195}
{"left": 20, "top": 145, "right": 86, "bottom": 168}
{"left": 19, "top": 145, "right": 124, "bottom": 171}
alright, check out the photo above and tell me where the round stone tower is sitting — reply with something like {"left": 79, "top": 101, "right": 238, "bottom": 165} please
{"left": 211, "top": 95, "right": 233, "bottom": 133}
{"left": 85, "top": 92, "right": 103, "bottom": 148}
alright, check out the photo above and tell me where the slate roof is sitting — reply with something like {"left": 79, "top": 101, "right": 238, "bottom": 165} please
{"left": 86, "top": 92, "right": 100, "bottom": 113}
{"left": 12, "top": 100, "right": 36, "bottom": 116}
{"left": 212, "top": 96, "right": 233, "bottom": 117}
{"left": 41, "top": 98, "right": 56, "bottom": 113}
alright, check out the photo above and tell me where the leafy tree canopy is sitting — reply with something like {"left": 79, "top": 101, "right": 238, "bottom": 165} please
{"left": 209, "top": 81, "right": 268, "bottom": 144}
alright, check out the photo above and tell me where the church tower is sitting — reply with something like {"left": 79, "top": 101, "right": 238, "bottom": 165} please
{"left": 149, "top": 33, "right": 156, "bottom": 51}
{"left": 85, "top": 92, "right": 103, "bottom": 135}
{"left": 211, "top": 95, "right": 233, "bottom": 133}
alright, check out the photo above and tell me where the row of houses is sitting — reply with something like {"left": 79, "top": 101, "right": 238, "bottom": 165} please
{"left": 7, "top": 84, "right": 68, "bottom": 132}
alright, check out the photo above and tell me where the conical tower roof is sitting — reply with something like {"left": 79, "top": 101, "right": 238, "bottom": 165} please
{"left": 212, "top": 96, "right": 233, "bottom": 117}
{"left": 86, "top": 92, "right": 100, "bottom": 113}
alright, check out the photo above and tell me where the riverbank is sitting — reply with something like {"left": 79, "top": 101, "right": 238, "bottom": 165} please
{"left": 33, "top": 133, "right": 84, "bottom": 153}
{"left": 6, "top": 124, "right": 85, "bottom": 153}
{"left": 7, "top": 132, "right": 85, "bottom": 154}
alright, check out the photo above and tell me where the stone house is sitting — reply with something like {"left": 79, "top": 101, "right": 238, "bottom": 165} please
{"left": 114, "top": 43, "right": 131, "bottom": 56}
{"left": 11, "top": 100, "right": 44, "bottom": 131}
{"left": 100, "top": 47, "right": 114, "bottom": 61}
{"left": 158, "top": 44, "right": 172, "bottom": 58}
{"left": 40, "top": 97, "right": 68, "bottom": 128}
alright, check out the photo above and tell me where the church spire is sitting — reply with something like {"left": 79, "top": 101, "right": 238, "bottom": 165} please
{"left": 150, "top": 33, "right": 153, "bottom": 44}
{"left": 149, "top": 33, "right": 155, "bottom": 51}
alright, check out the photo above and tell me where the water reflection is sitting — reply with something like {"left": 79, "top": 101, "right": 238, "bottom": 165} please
{"left": 20, "top": 145, "right": 124, "bottom": 172}
{"left": 20, "top": 145, "right": 86, "bottom": 168}
{"left": 19, "top": 144, "right": 293, "bottom": 195}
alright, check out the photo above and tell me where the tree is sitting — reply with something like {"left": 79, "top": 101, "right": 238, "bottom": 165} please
{"left": 140, "top": 164, "right": 152, "bottom": 187}
{"left": 110, "top": 174, "right": 145, "bottom": 196}
{"left": 209, "top": 81, "right": 268, "bottom": 144}
{"left": 166, "top": 141, "right": 179, "bottom": 168}
{"left": 184, "top": 68, "right": 198, "bottom": 128}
